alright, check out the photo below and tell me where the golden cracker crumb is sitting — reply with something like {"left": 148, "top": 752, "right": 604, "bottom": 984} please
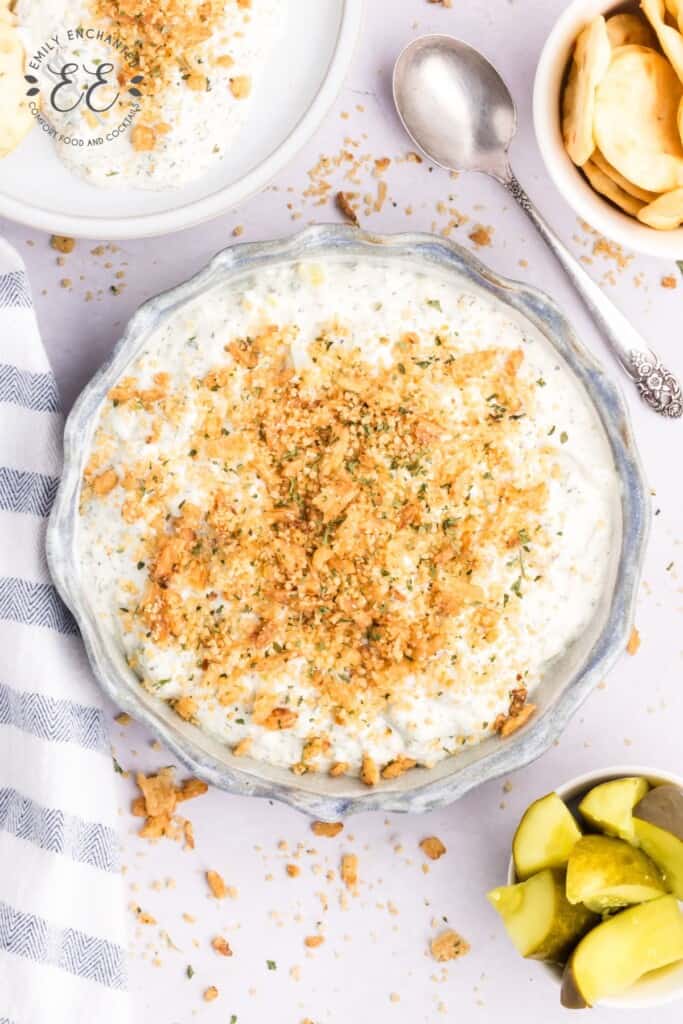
{"left": 419, "top": 836, "right": 446, "bottom": 861}
{"left": 211, "top": 936, "right": 233, "bottom": 957}
{"left": 340, "top": 853, "right": 358, "bottom": 890}
{"left": 311, "top": 821, "right": 344, "bottom": 838}
{"left": 206, "top": 870, "right": 228, "bottom": 899}
{"left": 360, "top": 755, "right": 379, "bottom": 787}
{"left": 627, "top": 626, "right": 640, "bottom": 655}
{"left": 50, "top": 234, "right": 75, "bottom": 254}
{"left": 430, "top": 929, "right": 470, "bottom": 962}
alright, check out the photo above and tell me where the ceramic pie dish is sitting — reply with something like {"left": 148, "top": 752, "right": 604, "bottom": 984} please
{"left": 46, "top": 225, "right": 649, "bottom": 819}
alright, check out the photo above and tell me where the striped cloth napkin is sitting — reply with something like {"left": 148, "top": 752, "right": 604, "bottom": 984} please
{"left": 0, "top": 238, "right": 128, "bottom": 1023}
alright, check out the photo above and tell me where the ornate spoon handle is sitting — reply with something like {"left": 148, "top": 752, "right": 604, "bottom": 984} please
{"left": 502, "top": 170, "right": 682, "bottom": 418}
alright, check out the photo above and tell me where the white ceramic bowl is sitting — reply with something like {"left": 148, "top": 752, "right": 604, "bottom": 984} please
{"left": 506, "top": 765, "right": 683, "bottom": 1009}
{"left": 533, "top": 0, "right": 683, "bottom": 260}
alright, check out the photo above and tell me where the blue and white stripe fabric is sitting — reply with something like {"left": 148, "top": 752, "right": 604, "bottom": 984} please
{"left": 0, "top": 239, "right": 128, "bottom": 1023}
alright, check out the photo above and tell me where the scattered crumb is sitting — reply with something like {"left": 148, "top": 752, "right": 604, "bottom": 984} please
{"left": 627, "top": 626, "right": 640, "bottom": 655}
{"left": 430, "top": 929, "right": 470, "bottom": 962}
{"left": 203, "top": 986, "right": 219, "bottom": 1002}
{"left": 233, "top": 225, "right": 244, "bottom": 237}
{"left": 115, "top": 712, "right": 132, "bottom": 726}
{"left": 419, "top": 837, "right": 446, "bottom": 861}
{"left": 206, "top": 870, "right": 229, "bottom": 899}
{"left": 661, "top": 275, "right": 677, "bottom": 289}
{"left": 468, "top": 225, "right": 493, "bottom": 248}
{"left": 211, "top": 936, "right": 233, "bottom": 957}
{"left": 341, "top": 853, "right": 358, "bottom": 891}
{"left": 311, "top": 821, "right": 344, "bottom": 838}
{"left": 50, "top": 234, "right": 75, "bottom": 254}
{"left": 336, "top": 190, "right": 359, "bottom": 225}
{"left": 286, "top": 864, "right": 300, "bottom": 878}
{"left": 304, "top": 934, "right": 324, "bottom": 948}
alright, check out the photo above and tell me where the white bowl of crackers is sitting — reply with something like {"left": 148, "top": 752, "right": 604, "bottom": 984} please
{"left": 534, "top": 0, "right": 683, "bottom": 258}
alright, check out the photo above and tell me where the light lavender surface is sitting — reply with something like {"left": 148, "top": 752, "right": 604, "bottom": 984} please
{"left": 3, "top": 0, "right": 683, "bottom": 1021}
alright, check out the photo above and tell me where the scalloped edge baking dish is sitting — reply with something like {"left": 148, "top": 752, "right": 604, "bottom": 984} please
{"left": 47, "top": 225, "right": 649, "bottom": 818}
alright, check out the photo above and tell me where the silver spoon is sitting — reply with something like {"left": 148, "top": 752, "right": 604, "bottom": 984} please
{"left": 393, "top": 34, "right": 682, "bottom": 418}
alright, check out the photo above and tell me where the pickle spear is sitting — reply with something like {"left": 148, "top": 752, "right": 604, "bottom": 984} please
{"left": 512, "top": 793, "right": 582, "bottom": 880}
{"left": 578, "top": 776, "right": 649, "bottom": 840}
{"left": 561, "top": 895, "right": 683, "bottom": 1008}
{"left": 633, "top": 784, "right": 683, "bottom": 898}
{"left": 487, "top": 868, "right": 596, "bottom": 962}
{"left": 566, "top": 834, "right": 666, "bottom": 912}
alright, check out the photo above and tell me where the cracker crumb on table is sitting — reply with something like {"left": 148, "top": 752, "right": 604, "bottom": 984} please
{"left": 627, "top": 626, "right": 641, "bottom": 655}
{"left": 341, "top": 853, "right": 358, "bottom": 891}
{"left": 50, "top": 234, "right": 75, "bottom": 254}
{"left": 419, "top": 836, "right": 447, "bottom": 860}
{"left": 211, "top": 936, "right": 233, "bottom": 957}
{"left": 311, "top": 821, "right": 344, "bottom": 838}
{"left": 206, "top": 870, "right": 229, "bottom": 899}
{"left": 429, "top": 929, "right": 470, "bottom": 962}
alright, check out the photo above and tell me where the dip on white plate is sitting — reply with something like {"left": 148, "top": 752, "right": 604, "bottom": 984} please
{"left": 78, "top": 258, "right": 618, "bottom": 783}
{"left": 16, "top": 0, "right": 282, "bottom": 190}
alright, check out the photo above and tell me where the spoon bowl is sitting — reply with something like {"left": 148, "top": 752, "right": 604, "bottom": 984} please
{"left": 393, "top": 35, "right": 516, "bottom": 180}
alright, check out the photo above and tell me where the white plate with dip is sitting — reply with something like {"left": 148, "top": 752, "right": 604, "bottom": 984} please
{"left": 0, "top": 0, "right": 363, "bottom": 239}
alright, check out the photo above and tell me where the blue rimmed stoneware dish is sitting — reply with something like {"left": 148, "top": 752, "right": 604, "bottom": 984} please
{"left": 46, "top": 225, "right": 649, "bottom": 820}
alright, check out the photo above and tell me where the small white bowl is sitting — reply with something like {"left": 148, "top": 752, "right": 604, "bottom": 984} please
{"left": 505, "top": 765, "right": 683, "bottom": 1009}
{"left": 533, "top": 0, "right": 683, "bottom": 260}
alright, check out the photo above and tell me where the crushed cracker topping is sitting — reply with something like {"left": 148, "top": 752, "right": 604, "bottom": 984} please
{"left": 360, "top": 755, "right": 380, "bottom": 788}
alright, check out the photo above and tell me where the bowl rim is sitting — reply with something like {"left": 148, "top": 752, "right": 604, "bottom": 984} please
{"left": 505, "top": 765, "right": 683, "bottom": 1009}
{"left": 0, "top": 0, "right": 364, "bottom": 241}
{"left": 532, "top": 0, "right": 683, "bottom": 260}
{"left": 46, "top": 224, "right": 650, "bottom": 819}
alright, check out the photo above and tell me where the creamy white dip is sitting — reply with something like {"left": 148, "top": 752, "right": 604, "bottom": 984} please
{"left": 16, "top": 0, "right": 280, "bottom": 189}
{"left": 79, "top": 258, "right": 619, "bottom": 779}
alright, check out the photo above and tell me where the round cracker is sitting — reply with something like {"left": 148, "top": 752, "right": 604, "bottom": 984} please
{"left": 637, "top": 187, "right": 683, "bottom": 228}
{"left": 594, "top": 45, "right": 683, "bottom": 192}
{"left": 606, "top": 12, "right": 656, "bottom": 48}
{"left": 562, "top": 15, "right": 612, "bottom": 166}
{"left": 592, "top": 149, "right": 659, "bottom": 202}
{"left": 582, "top": 159, "right": 646, "bottom": 216}
{"left": 641, "top": 0, "right": 683, "bottom": 84}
